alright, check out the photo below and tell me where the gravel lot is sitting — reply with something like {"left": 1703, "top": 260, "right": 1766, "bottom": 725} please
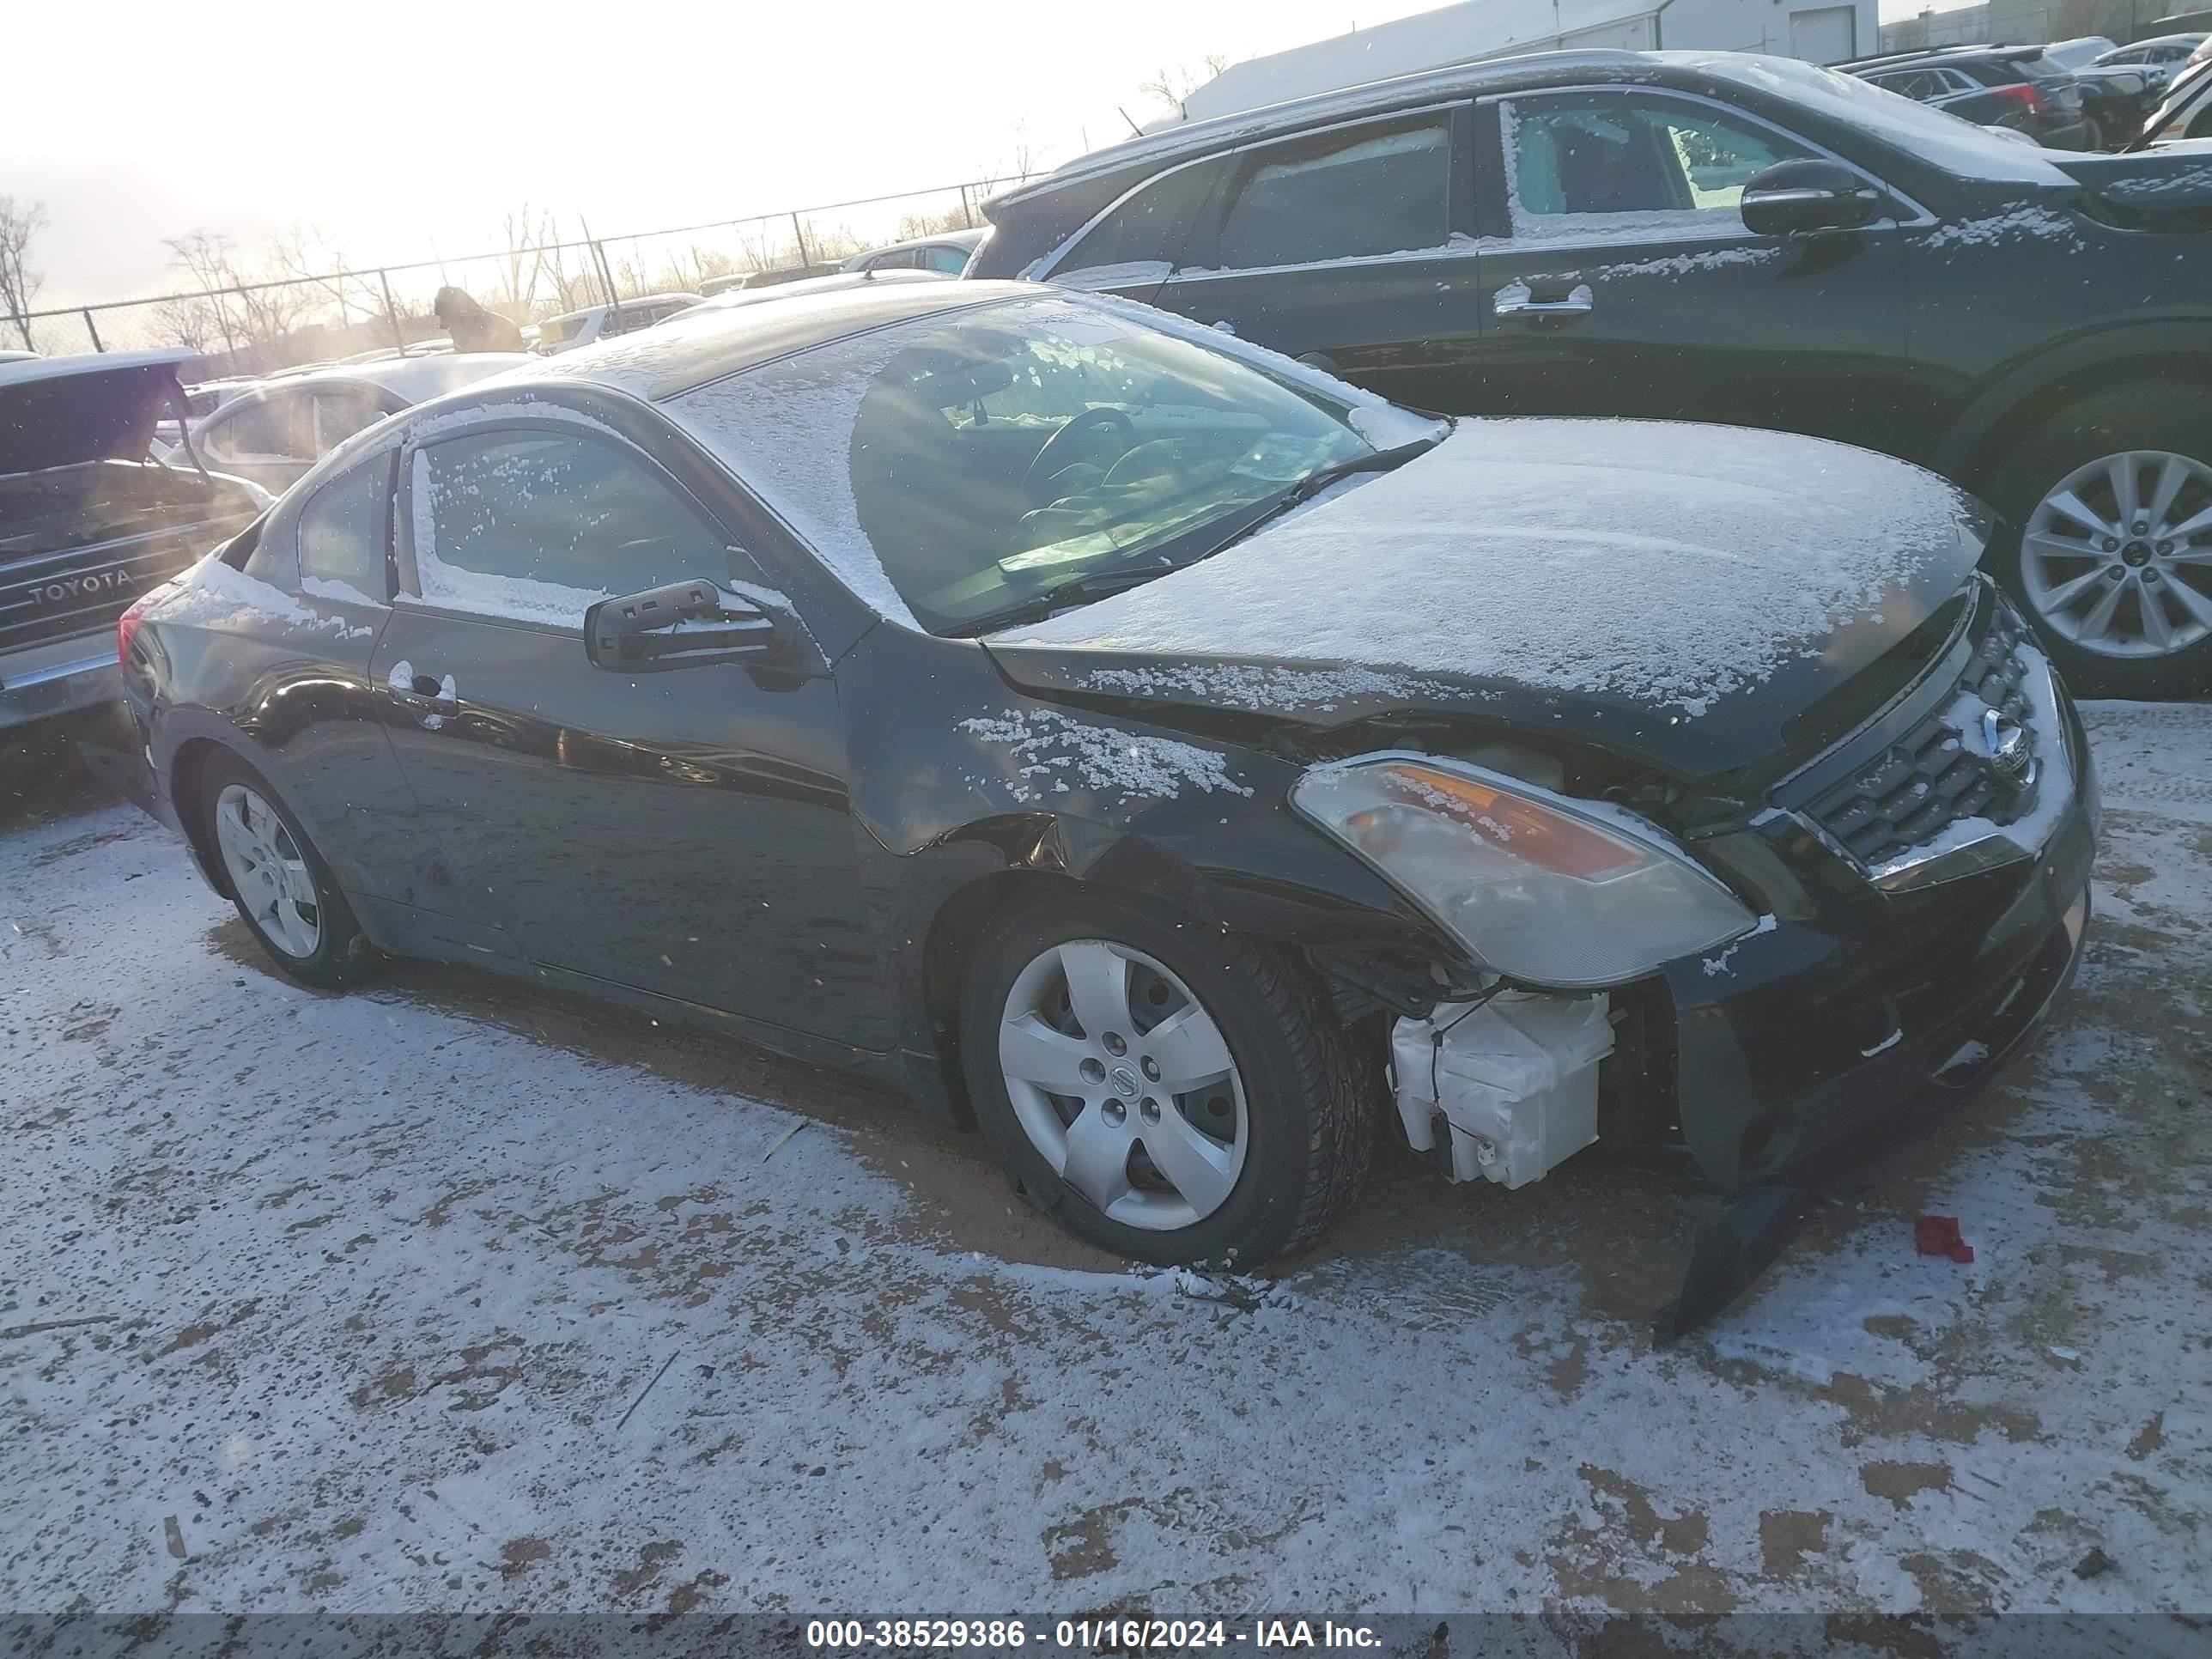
{"left": 3, "top": 702, "right": 2209, "bottom": 1620}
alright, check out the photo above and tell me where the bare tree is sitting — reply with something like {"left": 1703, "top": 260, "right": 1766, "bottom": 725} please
{"left": 164, "top": 229, "right": 242, "bottom": 356}
{"left": 270, "top": 226, "right": 380, "bottom": 327}
{"left": 1138, "top": 53, "right": 1231, "bottom": 116}
{"left": 163, "top": 228, "right": 315, "bottom": 369}
{"left": 0, "top": 197, "right": 48, "bottom": 349}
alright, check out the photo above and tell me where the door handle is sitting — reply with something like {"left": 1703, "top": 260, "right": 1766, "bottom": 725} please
{"left": 388, "top": 671, "right": 459, "bottom": 717}
{"left": 1493, "top": 281, "right": 1595, "bottom": 319}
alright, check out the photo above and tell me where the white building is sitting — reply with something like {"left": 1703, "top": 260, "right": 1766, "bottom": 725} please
{"left": 1174, "top": 0, "right": 1880, "bottom": 125}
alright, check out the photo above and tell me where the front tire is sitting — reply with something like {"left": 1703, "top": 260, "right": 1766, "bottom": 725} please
{"left": 201, "top": 750, "right": 380, "bottom": 989}
{"left": 1983, "top": 383, "right": 2212, "bottom": 699}
{"left": 958, "top": 891, "right": 1371, "bottom": 1268}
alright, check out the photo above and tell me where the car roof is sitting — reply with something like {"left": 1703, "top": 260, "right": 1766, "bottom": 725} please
{"left": 990, "top": 47, "right": 1649, "bottom": 205}
{"left": 1842, "top": 45, "right": 2029, "bottom": 69}
{"left": 544, "top": 292, "right": 706, "bottom": 325}
{"left": 677, "top": 267, "right": 952, "bottom": 319}
{"left": 0, "top": 346, "right": 196, "bottom": 388}
{"left": 493, "top": 280, "right": 1033, "bottom": 404}
{"left": 859, "top": 227, "right": 988, "bottom": 255}
{"left": 239, "top": 354, "right": 537, "bottom": 402}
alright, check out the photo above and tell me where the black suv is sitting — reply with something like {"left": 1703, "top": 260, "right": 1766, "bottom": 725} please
{"left": 970, "top": 49, "right": 2212, "bottom": 696}
{"left": 1841, "top": 46, "right": 2093, "bottom": 149}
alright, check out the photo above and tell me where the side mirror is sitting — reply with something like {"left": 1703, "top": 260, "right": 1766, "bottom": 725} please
{"left": 1740, "top": 160, "right": 1885, "bottom": 237}
{"left": 583, "top": 577, "right": 788, "bottom": 672}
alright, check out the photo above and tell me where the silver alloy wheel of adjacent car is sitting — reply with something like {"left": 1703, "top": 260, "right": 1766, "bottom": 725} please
{"left": 997, "top": 939, "right": 1249, "bottom": 1231}
{"left": 212, "top": 782, "right": 323, "bottom": 959}
{"left": 2021, "top": 448, "right": 2212, "bottom": 659}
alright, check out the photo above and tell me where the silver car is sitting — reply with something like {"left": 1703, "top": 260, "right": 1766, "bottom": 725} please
{"left": 186, "top": 354, "right": 532, "bottom": 494}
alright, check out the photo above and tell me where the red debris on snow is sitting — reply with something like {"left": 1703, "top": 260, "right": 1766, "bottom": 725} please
{"left": 1915, "top": 1214, "right": 1974, "bottom": 1264}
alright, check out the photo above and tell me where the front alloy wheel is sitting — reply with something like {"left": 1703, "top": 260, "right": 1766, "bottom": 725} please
{"left": 2021, "top": 449, "right": 2212, "bottom": 659}
{"left": 998, "top": 939, "right": 1249, "bottom": 1230}
{"left": 960, "top": 891, "right": 1371, "bottom": 1267}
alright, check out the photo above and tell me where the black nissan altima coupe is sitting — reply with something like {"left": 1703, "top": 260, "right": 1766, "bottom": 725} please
{"left": 96, "top": 280, "right": 2097, "bottom": 1282}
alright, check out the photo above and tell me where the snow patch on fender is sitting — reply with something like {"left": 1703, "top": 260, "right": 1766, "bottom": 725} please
{"left": 1924, "top": 206, "right": 2084, "bottom": 250}
{"left": 958, "top": 708, "right": 1252, "bottom": 802}
{"left": 159, "top": 556, "right": 374, "bottom": 642}
{"left": 1078, "top": 660, "right": 1475, "bottom": 714}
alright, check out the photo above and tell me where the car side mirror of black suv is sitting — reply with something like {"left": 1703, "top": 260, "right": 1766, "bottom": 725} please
{"left": 1740, "top": 160, "right": 1885, "bottom": 237}
{"left": 584, "top": 577, "right": 793, "bottom": 673}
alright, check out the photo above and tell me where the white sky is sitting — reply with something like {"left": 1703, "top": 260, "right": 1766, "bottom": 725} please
{"left": 13, "top": 0, "right": 1945, "bottom": 311}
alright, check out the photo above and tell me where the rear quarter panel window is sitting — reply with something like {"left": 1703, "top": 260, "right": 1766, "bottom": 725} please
{"left": 1215, "top": 120, "right": 1450, "bottom": 270}
{"left": 299, "top": 459, "right": 392, "bottom": 602}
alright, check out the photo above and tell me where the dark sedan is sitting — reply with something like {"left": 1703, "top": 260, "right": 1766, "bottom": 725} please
{"left": 99, "top": 283, "right": 2096, "bottom": 1297}
{"left": 969, "top": 48, "right": 2212, "bottom": 697}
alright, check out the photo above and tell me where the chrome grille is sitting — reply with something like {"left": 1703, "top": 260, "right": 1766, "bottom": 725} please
{"left": 1803, "top": 602, "right": 2037, "bottom": 869}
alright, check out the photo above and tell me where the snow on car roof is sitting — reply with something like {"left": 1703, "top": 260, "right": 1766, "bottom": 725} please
{"left": 993, "top": 47, "right": 2071, "bottom": 214}
{"left": 994, "top": 50, "right": 1644, "bottom": 204}
{"left": 540, "top": 292, "right": 708, "bottom": 326}
{"left": 522, "top": 279, "right": 1030, "bottom": 402}
{"left": 0, "top": 347, "right": 196, "bottom": 388}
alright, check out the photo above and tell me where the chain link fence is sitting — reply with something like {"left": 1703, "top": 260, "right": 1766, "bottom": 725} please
{"left": 3, "top": 172, "right": 1037, "bottom": 375}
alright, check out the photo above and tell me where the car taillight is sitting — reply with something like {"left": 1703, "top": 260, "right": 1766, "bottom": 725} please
{"left": 1996, "top": 82, "right": 2046, "bottom": 115}
{"left": 116, "top": 589, "right": 161, "bottom": 667}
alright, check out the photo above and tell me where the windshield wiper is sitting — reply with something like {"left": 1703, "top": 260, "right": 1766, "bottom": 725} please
{"left": 947, "top": 561, "right": 1183, "bottom": 635}
{"left": 952, "top": 431, "right": 1444, "bottom": 636}
{"left": 1182, "top": 434, "right": 1443, "bottom": 566}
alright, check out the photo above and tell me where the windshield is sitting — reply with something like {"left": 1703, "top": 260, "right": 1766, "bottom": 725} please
{"left": 666, "top": 295, "right": 1389, "bottom": 633}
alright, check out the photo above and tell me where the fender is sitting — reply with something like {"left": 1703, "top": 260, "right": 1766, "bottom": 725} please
{"left": 1933, "top": 312, "right": 2212, "bottom": 484}
{"left": 148, "top": 704, "right": 300, "bottom": 901}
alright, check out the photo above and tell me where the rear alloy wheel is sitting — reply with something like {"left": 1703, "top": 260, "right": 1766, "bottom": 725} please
{"left": 200, "top": 751, "right": 380, "bottom": 989}
{"left": 1987, "top": 386, "right": 2212, "bottom": 698}
{"left": 959, "top": 892, "right": 1371, "bottom": 1267}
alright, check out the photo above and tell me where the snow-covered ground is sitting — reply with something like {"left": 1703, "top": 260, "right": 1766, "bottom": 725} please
{"left": 3, "top": 703, "right": 2208, "bottom": 1619}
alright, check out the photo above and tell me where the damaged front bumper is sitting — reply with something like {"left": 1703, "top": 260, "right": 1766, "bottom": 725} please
{"left": 1384, "top": 633, "right": 2099, "bottom": 1337}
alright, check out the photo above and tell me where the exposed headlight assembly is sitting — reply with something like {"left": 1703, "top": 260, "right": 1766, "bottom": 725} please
{"left": 1292, "top": 753, "right": 1758, "bottom": 988}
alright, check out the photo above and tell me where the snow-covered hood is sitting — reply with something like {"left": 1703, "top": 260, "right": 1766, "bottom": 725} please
{"left": 988, "top": 420, "right": 1985, "bottom": 781}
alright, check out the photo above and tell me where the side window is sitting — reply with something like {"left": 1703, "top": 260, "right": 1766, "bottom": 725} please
{"left": 1216, "top": 120, "right": 1450, "bottom": 270}
{"left": 1504, "top": 93, "right": 1814, "bottom": 228}
{"left": 298, "top": 457, "right": 392, "bottom": 601}
{"left": 207, "top": 391, "right": 314, "bottom": 461}
{"left": 1054, "top": 157, "right": 1226, "bottom": 283}
{"left": 313, "top": 390, "right": 387, "bottom": 452}
{"left": 408, "top": 428, "right": 731, "bottom": 623}
{"left": 922, "top": 244, "right": 971, "bottom": 274}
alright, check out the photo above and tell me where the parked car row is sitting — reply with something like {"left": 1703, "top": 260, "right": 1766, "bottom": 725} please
{"left": 1843, "top": 44, "right": 2102, "bottom": 149}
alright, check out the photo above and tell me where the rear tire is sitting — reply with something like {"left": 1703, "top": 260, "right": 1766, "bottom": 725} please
{"left": 200, "top": 750, "right": 380, "bottom": 989}
{"left": 958, "top": 890, "right": 1371, "bottom": 1269}
{"left": 1982, "top": 382, "right": 2212, "bottom": 700}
